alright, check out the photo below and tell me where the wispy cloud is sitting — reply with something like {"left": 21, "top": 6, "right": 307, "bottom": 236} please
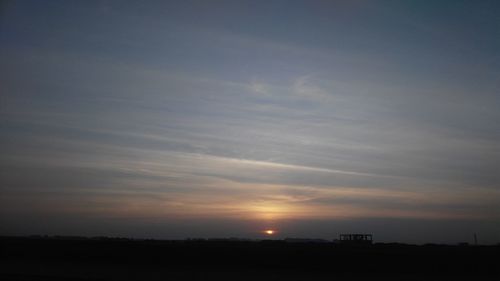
{"left": 1, "top": 0, "right": 500, "bottom": 242}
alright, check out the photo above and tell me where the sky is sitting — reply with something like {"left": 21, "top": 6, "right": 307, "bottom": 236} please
{"left": 1, "top": 0, "right": 500, "bottom": 244}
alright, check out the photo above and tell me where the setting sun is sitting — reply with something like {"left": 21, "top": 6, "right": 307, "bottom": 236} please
{"left": 264, "top": 230, "right": 275, "bottom": 235}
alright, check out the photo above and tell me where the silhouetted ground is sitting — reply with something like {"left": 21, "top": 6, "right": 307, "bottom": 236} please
{"left": 1, "top": 236, "right": 499, "bottom": 280}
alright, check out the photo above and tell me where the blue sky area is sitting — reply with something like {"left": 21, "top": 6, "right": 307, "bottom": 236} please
{"left": 1, "top": 0, "right": 500, "bottom": 244}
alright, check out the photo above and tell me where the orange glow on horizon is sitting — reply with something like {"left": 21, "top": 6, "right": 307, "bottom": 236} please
{"left": 264, "top": 229, "right": 275, "bottom": 235}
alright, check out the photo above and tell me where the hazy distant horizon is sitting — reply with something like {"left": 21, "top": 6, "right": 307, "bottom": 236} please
{"left": 4, "top": 217, "right": 497, "bottom": 245}
{"left": 1, "top": 0, "right": 500, "bottom": 244}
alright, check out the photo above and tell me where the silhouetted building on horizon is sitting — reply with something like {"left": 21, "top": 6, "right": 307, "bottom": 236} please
{"left": 339, "top": 234, "right": 373, "bottom": 245}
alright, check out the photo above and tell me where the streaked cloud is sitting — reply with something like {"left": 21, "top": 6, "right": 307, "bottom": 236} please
{"left": 1, "top": 0, "right": 499, "bottom": 243}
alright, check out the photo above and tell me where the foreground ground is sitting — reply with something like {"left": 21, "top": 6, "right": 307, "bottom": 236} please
{"left": 1, "top": 237, "right": 499, "bottom": 280}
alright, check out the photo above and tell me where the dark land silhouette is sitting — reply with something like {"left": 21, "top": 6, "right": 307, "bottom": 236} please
{"left": 1, "top": 236, "right": 499, "bottom": 280}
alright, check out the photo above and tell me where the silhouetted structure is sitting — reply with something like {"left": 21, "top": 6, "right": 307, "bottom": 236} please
{"left": 339, "top": 234, "right": 373, "bottom": 245}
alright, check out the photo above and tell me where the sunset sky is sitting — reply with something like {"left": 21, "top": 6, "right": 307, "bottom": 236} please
{"left": 1, "top": 0, "right": 500, "bottom": 244}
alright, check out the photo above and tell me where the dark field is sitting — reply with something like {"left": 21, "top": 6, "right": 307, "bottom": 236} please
{"left": 1, "top": 237, "right": 499, "bottom": 281}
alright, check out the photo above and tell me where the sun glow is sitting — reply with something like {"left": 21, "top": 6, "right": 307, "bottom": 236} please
{"left": 264, "top": 229, "right": 275, "bottom": 235}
